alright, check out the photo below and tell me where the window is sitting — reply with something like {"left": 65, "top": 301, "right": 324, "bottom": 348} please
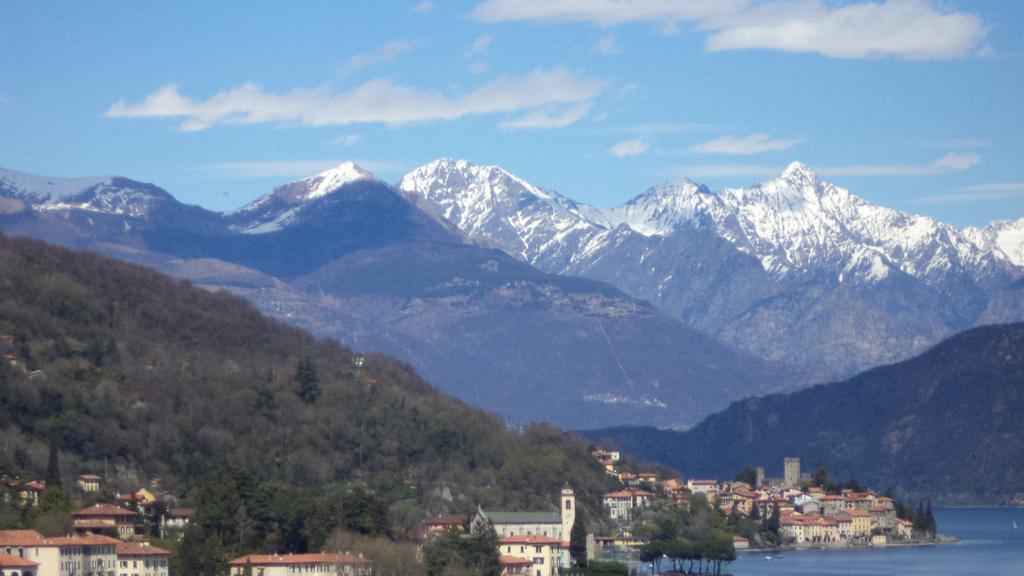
{"left": 565, "top": 500, "right": 571, "bottom": 510}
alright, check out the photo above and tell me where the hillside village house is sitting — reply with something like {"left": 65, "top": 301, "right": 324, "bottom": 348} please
{"left": 498, "top": 535, "right": 560, "bottom": 576}
{"left": 72, "top": 504, "right": 139, "bottom": 539}
{"left": 227, "top": 554, "right": 372, "bottom": 576}
{"left": 0, "top": 530, "right": 119, "bottom": 576}
{"left": 499, "top": 554, "right": 533, "bottom": 576}
{"left": 0, "top": 552, "right": 38, "bottom": 576}
{"left": 686, "top": 480, "right": 718, "bottom": 498}
{"left": 419, "top": 515, "right": 466, "bottom": 540}
{"left": 77, "top": 476, "right": 101, "bottom": 494}
{"left": 158, "top": 509, "right": 193, "bottom": 538}
{"left": 602, "top": 489, "right": 652, "bottom": 521}
{"left": 115, "top": 543, "right": 169, "bottom": 576}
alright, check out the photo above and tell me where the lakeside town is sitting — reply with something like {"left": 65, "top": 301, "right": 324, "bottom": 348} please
{"left": 0, "top": 447, "right": 951, "bottom": 576}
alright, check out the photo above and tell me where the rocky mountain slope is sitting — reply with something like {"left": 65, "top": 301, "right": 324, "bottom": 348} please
{"left": 0, "top": 165, "right": 799, "bottom": 429}
{"left": 580, "top": 323, "right": 1024, "bottom": 503}
{"left": 399, "top": 159, "right": 1024, "bottom": 377}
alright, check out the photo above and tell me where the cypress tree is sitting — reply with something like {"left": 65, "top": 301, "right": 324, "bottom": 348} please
{"left": 45, "top": 438, "right": 61, "bottom": 487}
{"left": 570, "top": 508, "right": 588, "bottom": 569}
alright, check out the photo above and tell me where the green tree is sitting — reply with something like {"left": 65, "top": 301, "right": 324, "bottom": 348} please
{"left": 45, "top": 438, "right": 61, "bottom": 487}
{"left": 294, "top": 356, "right": 320, "bottom": 403}
{"left": 569, "top": 508, "right": 588, "bottom": 569}
{"left": 734, "top": 466, "right": 757, "bottom": 486}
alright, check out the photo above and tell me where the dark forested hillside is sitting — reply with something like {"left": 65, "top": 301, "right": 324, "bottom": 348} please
{"left": 584, "top": 323, "right": 1024, "bottom": 503}
{"left": 0, "top": 234, "right": 612, "bottom": 513}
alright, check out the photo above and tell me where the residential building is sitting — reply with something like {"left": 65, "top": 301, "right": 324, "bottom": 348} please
{"left": 158, "top": 509, "right": 192, "bottom": 538}
{"left": 0, "top": 531, "right": 119, "bottom": 576}
{"left": 73, "top": 504, "right": 139, "bottom": 539}
{"left": 77, "top": 476, "right": 101, "bottom": 494}
{"left": 115, "top": 542, "right": 169, "bottom": 576}
{"left": 419, "top": 515, "right": 466, "bottom": 540}
{"left": 227, "top": 554, "right": 372, "bottom": 576}
{"left": 602, "top": 489, "right": 652, "bottom": 521}
{"left": 846, "top": 509, "right": 873, "bottom": 539}
{"left": 499, "top": 536, "right": 559, "bottom": 576}
{"left": 686, "top": 480, "right": 718, "bottom": 496}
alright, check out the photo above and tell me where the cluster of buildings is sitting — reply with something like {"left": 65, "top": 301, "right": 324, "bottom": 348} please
{"left": 0, "top": 529, "right": 169, "bottom": 576}
{"left": 0, "top": 478, "right": 46, "bottom": 509}
{"left": 420, "top": 485, "right": 590, "bottom": 576}
{"left": 226, "top": 554, "right": 372, "bottom": 576}
{"left": 592, "top": 452, "right": 918, "bottom": 547}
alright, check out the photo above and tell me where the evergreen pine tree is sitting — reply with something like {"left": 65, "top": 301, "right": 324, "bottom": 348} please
{"left": 45, "top": 438, "right": 61, "bottom": 488}
{"left": 925, "top": 498, "right": 936, "bottom": 537}
{"left": 294, "top": 356, "right": 320, "bottom": 403}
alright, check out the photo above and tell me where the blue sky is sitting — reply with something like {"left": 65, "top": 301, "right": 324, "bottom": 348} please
{"left": 2, "top": 0, "right": 1022, "bottom": 226}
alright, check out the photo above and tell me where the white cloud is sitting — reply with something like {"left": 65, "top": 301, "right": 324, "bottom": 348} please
{"left": 466, "top": 34, "right": 495, "bottom": 58}
{"left": 200, "top": 159, "right": 407, "bottom": 179}
{"left": 471, "top": 0, "right": 742, "bottom": 26}
{"left": 690, "top": 133, "right": 802, "bottom": 155}
{"left": 594, "top": 35, "right": 622, "bottom": 54}
{"left": 501, "top": 103, "right": 591, "bottom": 130}
{"left": 608, "top": 137, "right": 650, "bottom": 157}
{"left": 413, "top": 0, "right": 434, "bottom": 13}
{"left": 471, "top": 0, "right": 987, "bottom": 60}
{"left": 704, "top": 0, "right": 987, "bottom": 60}
{"left": 105, "top": 68, "right": 605, "bottom": 131}
{"left": 341, "top": 41, "right": 421, "bottom": 76}
{"left": 332, "top": 134, "right": 363, "bottom": 146}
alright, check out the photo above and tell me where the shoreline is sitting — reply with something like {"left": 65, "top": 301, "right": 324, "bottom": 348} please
{"left": 741, "top": 534, "right": 959, "bottom": 554}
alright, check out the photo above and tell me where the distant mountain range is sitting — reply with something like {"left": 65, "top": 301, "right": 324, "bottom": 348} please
{"left": 399, "top": 159, "right": 1024, "bottom": 378}
{"left": 0, "top": 164, "right": 797, "bottom": 430}
{"left": 581, "top": 322, "right": 1024, "bottom": 503}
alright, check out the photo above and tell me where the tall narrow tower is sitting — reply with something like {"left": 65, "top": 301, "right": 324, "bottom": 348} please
{"left": 784, "top": 457, "right": 801, "bottom": 487}
{"left": 560, "top": 484, "right": 576, "bottom": 541}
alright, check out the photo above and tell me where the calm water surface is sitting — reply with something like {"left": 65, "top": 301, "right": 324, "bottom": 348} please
{"left": 727, "top": 508, "right": 1024, "bottom": 576}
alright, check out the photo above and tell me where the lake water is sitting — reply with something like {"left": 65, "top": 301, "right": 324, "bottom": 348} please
{"left": 727, "top": 508, "right": 1024, "bottom": 576}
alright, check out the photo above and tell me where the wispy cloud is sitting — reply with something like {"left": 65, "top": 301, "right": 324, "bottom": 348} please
{"left": 608, "top": 137, "right": 650, "bottom": 157}
{"left": 819, "top": 153, "right": 981, "bottom": 176}
{"left": 466, "top": 33, "right": 495, "bottom": 58}
{"left": 594, "top": 35, "right": 622, "bottom": 55}
{"left": 471, "top": 0, "right": 740, "bottom": 26}
{"left": 471, "top": 0, "right": 988, "bottom": 60}
{"left": 341, "top": 40, "right": 421, "bottom": 76}
{"left": 105, "top": 68, "right": 605, "bottom": 131}
{"left": 199, "top": 159, "right": 407, "bottom": 179}
{"left": 413, "top": 0, "right": 434, "bottom": 13}
{"left": 500, "top": 103, "right": 591, "bottom": 130}
{"left": 918, "top": 183, "right": 1024, "bottom": 205}
{"left": 690, "top": 133, "right": 802, "bottom": 155}
{"left": 332, "top": 134, "right": 363, "bottom": 146}
{"left": 672, "top": 153, "right": 983, "bottom": 180}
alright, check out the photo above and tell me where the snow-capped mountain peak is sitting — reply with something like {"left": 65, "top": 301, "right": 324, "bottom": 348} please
{"left": 0, "top": 167, "right": 112, "bottom": 203}
{"left": 303, "top": 161, "right": 374, "bottom": 201}
{"left": 780, "top": 161, "right": 818, "bottom": 184}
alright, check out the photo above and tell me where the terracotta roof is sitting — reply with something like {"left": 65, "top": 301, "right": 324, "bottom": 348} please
{"left": 0, "top": 530, "right": 43, "bottom": 541}
{"left": 229, "top": 554, "right": 369, "bottom": 567}
{"left": 73, "top": 503, "right": 137, "bottom": 518}
{"left": 0, "top": 552, "right": 39, "bottom": 568}
{"left": 847, "top": 509, "right": 871, "bottom": 517}
{"left": 79, "top": 474, "right": 102, "bottom": 481}
{"left": 690, "top": 480, "right": 717, "bottom": 485}
{"left": 0, "top": 535, "right": 119, "bottom": 547}
{"left": 499, "top": 535, "right": 560, "bottom": 545}
{"left": 604, "top": 489, "right": 652, "bottom": 498}
{"left": 166, "top": 508, "right": 194, "bottom": 518}
{"left": 500, "top": 555, "right": 533, "bottom": 566}
{"left": 117, "top": 542, "right": 171, "bottom": 556}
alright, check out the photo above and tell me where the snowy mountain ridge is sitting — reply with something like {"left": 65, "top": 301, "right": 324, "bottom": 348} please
{"left": 399, "top": 159, "right": 1023, "bottom": 287}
